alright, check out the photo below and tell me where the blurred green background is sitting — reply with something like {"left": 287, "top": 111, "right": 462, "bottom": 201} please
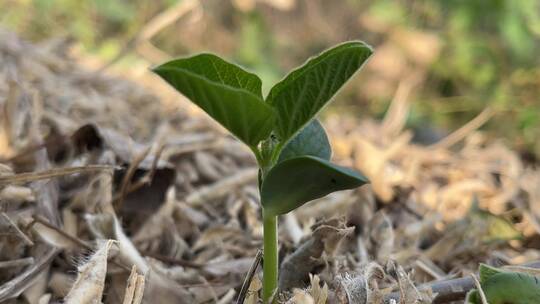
{"left": 1, "top": 0, "right": 538, "bottom": 157}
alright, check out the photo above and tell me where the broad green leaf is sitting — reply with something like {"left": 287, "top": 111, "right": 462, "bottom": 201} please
{"left": 466, "top": 290, "right": 479, "bottom": 304}
{"left": 467, "top": 272, "right": 540, "bottom": 304}
{"left": 155, "top": 54, "right": 263, "bottom": 97}
{"left": 277, "top": 119, "right": 331, "bottom": 163}
{"left": 261, "top": 156, "right": 368, "bottom": 215}
{"left": 479, "top": 264, "right": 504, "bottom": 284}
{"left": 266, "top": 41, "right": 372, "bottom": 142}
{"left": 153, "top": 54, "right": 275, "bottom": 146}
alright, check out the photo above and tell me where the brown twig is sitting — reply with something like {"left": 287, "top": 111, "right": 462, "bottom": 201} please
{"left": 112, "top": 143, "right": 166, "bottom": 205}
{"left": 98, "top": 0, "right": 199, "bottom": 71}
{"left": 381, "top": 74, "right": 421, "bottom": 137}
{"left": 0, "top": 165, "right": 115, "bottom": 186}
{"left": 471, "top": 274, "right": 488, "bottom": 304}
{"left": 141, "top": 251, "right": 203, "bottom": 269}
{"left": 113, "top": 147, "right": 151, "bottom": 212}
{"left": 141, "top": 143, "right": 165, "bottom": 184}
{"left": 29, "top": 216, "right": 132, "bottom": 272}
{"left": 4, "top": 134, "right": 67, "bottom": 163}
{"left": 29, "top": 215, "right": 93, "bottom": 250}
{"left": 0, "top": 248, "right": 59, "bottom": 302}
{"left": 236, "top": 249, "right": 262, "bottom": 304}
{"left": 429, "top": 107, "right": 494, "bottom": 150}
{"left": 1, "top": 212, "right": 34, "bottom": 246}
{"left": 0, "top": 257, "right": 34, "bottom": 269}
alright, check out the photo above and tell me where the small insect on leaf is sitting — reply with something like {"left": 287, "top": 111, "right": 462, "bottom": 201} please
{"left": 152, "top": 54, "right": 275, "bottom": 147}
{"left": 261, "top": 156, "right": 369, "bottom": 215}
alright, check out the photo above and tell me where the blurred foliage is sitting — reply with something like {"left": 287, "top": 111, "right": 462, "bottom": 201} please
{"left": 0, "top": 0, "right": 538, "bottom": 156}
{"left": 410, "top": 0, "right": 540, "bottom": 156}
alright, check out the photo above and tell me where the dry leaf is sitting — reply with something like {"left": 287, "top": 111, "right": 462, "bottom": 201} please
{"left": 64, "top": 240, "right": 114, "bottom": 304}
{"left": 122, "top": 266, "right": 145, "bottom": 304}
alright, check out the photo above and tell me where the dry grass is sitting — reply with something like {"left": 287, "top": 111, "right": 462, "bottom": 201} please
{"left": 1, "top": 28, "right": 539, "bottom": 304}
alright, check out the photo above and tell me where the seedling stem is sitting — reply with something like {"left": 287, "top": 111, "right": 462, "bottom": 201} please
{"left": 262, "top": 210, "right": 278, "bottom": 302}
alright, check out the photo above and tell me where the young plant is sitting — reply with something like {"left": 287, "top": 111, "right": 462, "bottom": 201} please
{"left": 152, "top": 41, "right": 372, "bottom": 302}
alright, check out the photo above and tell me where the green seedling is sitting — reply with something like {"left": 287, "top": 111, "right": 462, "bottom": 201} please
{"left": 152, "top": 41, "right": 372, "bottom": 302}
{"left": 467, "top": 264, "right": 540, "bottom": 304}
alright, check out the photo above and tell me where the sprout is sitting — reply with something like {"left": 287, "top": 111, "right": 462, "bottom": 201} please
{"left": 152, "top": 41, "right": 372, "bottom": 303}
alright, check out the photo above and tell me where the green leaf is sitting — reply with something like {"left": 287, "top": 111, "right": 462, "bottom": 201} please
{"left": 261, "top": 156, "right": 368, "bottom": 215}
{"left": 479, "top": 264, "right": 504, "bottom": 284}
{"left": 266, "top": 41, "right": 372, "bottom": 142}
{"left": 466, "top": 290, "right": 479, "bottom": 304}
{"left": 480, "top": 272, "right": 540, "bottom": 304}
{"left": 277, "top": 119, "right": 331, "bottom": 163}
{"left": 469, "top": 265, "right": 540, "bottom": 304}
{"left": 153, "top": 54, "right": 275, "bottom": 146}
{"left": 155, "top": 53, "right": 263, "bottom": 96}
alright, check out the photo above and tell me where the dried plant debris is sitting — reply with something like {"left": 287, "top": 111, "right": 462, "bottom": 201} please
{"left": 122, "top": 266, "right": 146, "bottom": 304}
{"left": 279, "top": 218, "right": 354, "bottom": 291}
{"left": 64, "top": 240, "right": 114, "bottom": 304}
{"left": 332, "top": 263, "right": 386, "bottom": 304}
{"left": 1, "top": 29, "right": 540, "bottom": 303}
